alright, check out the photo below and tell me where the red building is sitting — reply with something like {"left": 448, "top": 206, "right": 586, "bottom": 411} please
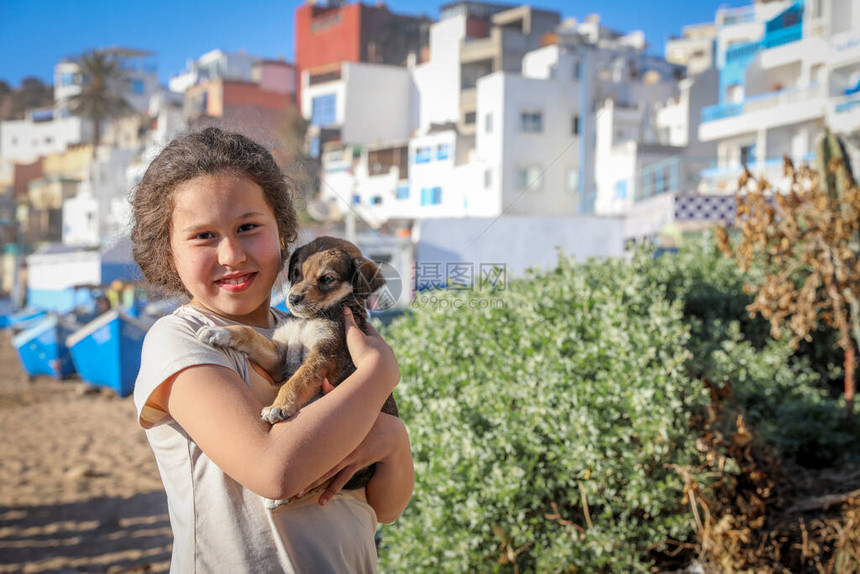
{"left": 294, "top": 1, "right": 429, "bottom": 103}
{"left": 184, "top": 60, "right": 297, "bottom": 140}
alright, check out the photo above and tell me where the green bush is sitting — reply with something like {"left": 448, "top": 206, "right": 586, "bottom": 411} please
{"left": 378, "top": 237, "right": 857, "bottom": 571}
{"left": 381, "top": 256, "right": 708, "bottom": 572}
{"left": 636, "top": 236, "right": 853, "bottom": 467}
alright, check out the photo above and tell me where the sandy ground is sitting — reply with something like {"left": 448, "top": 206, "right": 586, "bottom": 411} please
{"left": 0, "top": 331, "right": 171, "bottom": 573}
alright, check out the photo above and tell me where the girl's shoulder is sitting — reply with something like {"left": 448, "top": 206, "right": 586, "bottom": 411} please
{"left": 158, "top": 304, "right": 289, "bottom": 332}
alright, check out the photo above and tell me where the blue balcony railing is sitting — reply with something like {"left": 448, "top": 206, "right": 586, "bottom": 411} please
{"left": 726, "top": 41, "right": 761, "bottom": 63}
{"left": 835, "top": 93, "right": 860, "bottom": 114}
{"left": 702, "top": 102, "right": 744, "bottom": 122}
{"left": 702, "top": 84, "right": 822, "bottom": 124}
{"left": 763, "top": 23, "right": 803, "bottom": 49}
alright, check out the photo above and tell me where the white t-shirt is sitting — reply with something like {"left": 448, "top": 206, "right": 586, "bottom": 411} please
{"left": 134, "top": 304, "right": 378, "bottom": 573}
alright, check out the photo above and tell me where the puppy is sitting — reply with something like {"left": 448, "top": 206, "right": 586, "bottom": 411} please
{"left": 197, "top": 236, "right": 398, "bottom": 496}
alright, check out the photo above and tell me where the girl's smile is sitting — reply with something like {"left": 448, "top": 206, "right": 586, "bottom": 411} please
{"left": 169, "top": 172, "right": 282, "bottom": 328}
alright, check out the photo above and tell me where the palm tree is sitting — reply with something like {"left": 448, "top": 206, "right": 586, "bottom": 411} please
{"left": 67, "top": 50, "right": 136, "bottom": 147}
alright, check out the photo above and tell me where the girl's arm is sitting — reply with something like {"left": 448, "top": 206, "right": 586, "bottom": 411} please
{"left": 304, "top": 412, "right": 414, "bottom": 523}
{"left": 149, "top": 308, "right": 400, "bottom": 501}
{"left": 355, "top": 414, "right": 414, "bottom": 523}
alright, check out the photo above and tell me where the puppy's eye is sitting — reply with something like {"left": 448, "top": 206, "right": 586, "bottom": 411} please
{"left": 318, "top": 275, "right": 336, "bottom": 286}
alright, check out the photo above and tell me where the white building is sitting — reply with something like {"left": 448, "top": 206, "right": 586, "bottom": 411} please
{"left": 698, "top": 0, "right": 860, "bottom": 193}
{"left": 311, "top": 3, "right": 717, "bottom": 224}
{"left": 665, "top": 23, "right": 717, "bottom": 77}
{"left": 169, "top": 49, "right": 259, "bottom": 93}
{"left": 62, "top": 147, "right": 135, "bottom": 247}
{"left": 0, "top": 113, "right": 91, "bottom": 163}
{"left": 302, "top": 61, "right": 415, "bottom": 148}
{"left": 305, "top": 61, "right": 416, "bottom": 221}
{"left": 2, "top": 49, "right": 158, "bottom": 164}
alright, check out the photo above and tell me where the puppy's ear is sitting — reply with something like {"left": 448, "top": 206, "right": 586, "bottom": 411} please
{"left": 287, "top": 245, "right": 306, "bottom": 284}
{"left": 352, "top": 257, "right": 385, "bottom": 297}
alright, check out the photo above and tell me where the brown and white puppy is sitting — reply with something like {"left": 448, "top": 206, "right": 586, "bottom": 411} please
{"left": 196, "top": 236, "right": 398, "bottom": 494}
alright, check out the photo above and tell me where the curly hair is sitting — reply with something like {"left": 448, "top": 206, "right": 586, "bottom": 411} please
{"left": 131, "top": 127, "right": 299, "bottom": 295}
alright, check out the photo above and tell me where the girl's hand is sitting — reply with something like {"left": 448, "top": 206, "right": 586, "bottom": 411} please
{"left": 344, "top": 308, "right": 399, "bottom": 390}
{"left": 301, "top": 412, "right": 408, "bottom": 505}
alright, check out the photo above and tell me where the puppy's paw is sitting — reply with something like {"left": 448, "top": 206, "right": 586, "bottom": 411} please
{"left": 197, "top": 326, "right": 233, "bottom": 348}
{"left": 261, "top": 405, "right": 293, "bottom": 424}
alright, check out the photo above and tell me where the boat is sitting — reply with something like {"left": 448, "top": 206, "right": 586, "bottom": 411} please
{"left": 66, "top": 309, "right": 150, "bottom": 398}
{"left": 2, "top": 307, "right": 48, "bottom": 330}
{"left": 12, "top": 313, "right": 78, "bottom": 378}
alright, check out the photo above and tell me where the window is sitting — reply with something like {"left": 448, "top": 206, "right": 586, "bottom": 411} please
{"left": 484, "top": 169, "right": 492, "bottom": 188}
{"left": 60, "top": 72, "right": 77, "bottom": 86}
{"left": 464, "top": 112, "right": 476, "bottom": 125}
{"left": 519, "top": 110, "right": 543, "bottom": 133}
{"left": 368, "top": 148, "right": 399, "bottom": 176}
{"left": 614, "top": 180, "right": 628, "bottom": 199}
{"left": 572, "top": 115, "right": 580, "bottom": 136}
{"left": 325, "top": 149, "right": 344, "bottom": 164}
{"left": 396, "top": 185, "right": 410, "bottom": 200}
{"left": 309, "top": 137, "right": 320, "bottom": 159}
{"left": 370, "top": 196, "right": 383, "bottom": 205}
{"left": 128, "top": 78, "right": 145, "bottom": 95}
{"left": 485, "top": 113, "right": 493, "bottom": 134}
{"left": 436, "top": 143, "right": 450, "bottom": 160}
{"left": 740, "top": 144, "right": 756, "bottom": 166}
{"left": 461, "top": 59, "right": 493, "bottom": 89}
{"left": 421, "top": 187, "right": 442, "bottom": 205}
{"left": 352, "top": 194, "right": 361, "bottom": 205}
{"left": 572, "top": 59, "right": 580, "bottom": 81}
{"left": 415, "top": 146, "right": 432, "bottom": 164}
{"left": 516, "top": 166, "right": 543, "bottom": 190}
{"left": 310, "top": 93, "right": 337, "bottom": 126}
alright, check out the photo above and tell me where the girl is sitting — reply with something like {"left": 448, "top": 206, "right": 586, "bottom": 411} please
{"left": 131, "top": 127, "right": 413, "bottom": 572}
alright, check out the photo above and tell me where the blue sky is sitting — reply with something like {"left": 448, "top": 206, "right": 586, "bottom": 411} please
{"left": 0, "top": 0, "right": 749, "bottom": 88}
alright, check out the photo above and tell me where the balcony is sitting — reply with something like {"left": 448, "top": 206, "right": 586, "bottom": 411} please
{"left": 635, "top": 156, "right": 713, "bottom": 200}
{"left": 762, "top": 23, "right": 802, "bottom": 50}
{"left": 744, "top": 83, "right": 822, "bottom": 113}
{"left": 724, "top": 23, "right": 803, "bottom": 66}
{"left": 718, "top": 5, "right": 755, "bottom": 26}
{"left": 700, "top": 84, "right": 825, "bottom": 139}
{"left": 702, "top": 102, "right": 743, "bottom": 122}
{"left": 726, "top": 41, "right": 760, "bottom": 64}
{"left": 829, "top": 92, "right": 860, "bottom": 133}
{"left": 835, "top": 92, "right": 860, "bottom": 114}
{"left": 698, "top": 154, "right": 813, "bottom": 194}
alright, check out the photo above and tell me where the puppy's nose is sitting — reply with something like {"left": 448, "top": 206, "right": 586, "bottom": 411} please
{"left": 289, "top": 293, "right": 304, "bottom": 306}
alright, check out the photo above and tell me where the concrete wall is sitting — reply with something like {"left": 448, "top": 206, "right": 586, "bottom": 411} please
{"left": 415, "top": 216, "right": 626, "bottom": 283}
{"left": 27, "top": 250, "right": 101, "bottom": 290}
{"left": 412, "top": 15, "right": 464, "bottom": 130}
{"left": 342, "top": 63, "right": 414, "bottom": 145}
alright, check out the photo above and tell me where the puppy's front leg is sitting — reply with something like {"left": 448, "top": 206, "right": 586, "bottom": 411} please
{"left": 197, "top": 325, "right": 285, "bottom": 378}
{"left": 261, "top": 350, "right": 333, "bottom": 424}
